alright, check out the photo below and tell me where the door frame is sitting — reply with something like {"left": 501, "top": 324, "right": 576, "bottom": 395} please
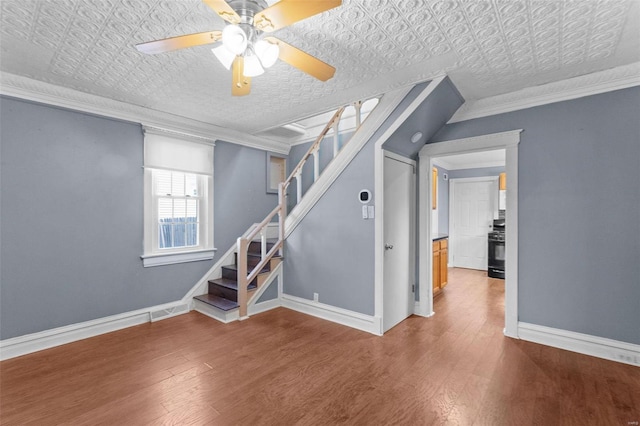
{"left": 416, "top": 129, "right": 521, "bottom": 338}
{"left": 382, "top": 151, "right": 416, "bottom": 332}
{"left": 449, "top": 176, "right": 499, "bottom": 269}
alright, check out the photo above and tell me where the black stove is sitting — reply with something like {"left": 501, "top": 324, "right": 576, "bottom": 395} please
{"left": 488, "top": 217, "right": 505, "bottom": 279}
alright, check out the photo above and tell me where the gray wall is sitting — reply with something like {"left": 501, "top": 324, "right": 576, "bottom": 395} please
{"left": 0, "top": 96, "right": 278, "bottom": 340}
{"left": 287, "top": 131, "right": 354, "bottom": 211}
{"left": 431, "top": 87, "right": 640, "bottom": 345}
{"left": 383, "top": 77, "right": 464, "bottom": 159}
{"left": 284, "top": 135, "right": 376, "bottom": 314}
{"left": 282, "top": 85, "right": 434, "bottom": 315}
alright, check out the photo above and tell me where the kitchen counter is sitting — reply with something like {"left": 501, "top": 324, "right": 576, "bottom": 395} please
{"left": 433, "top": 234, "right": 448, "bottom": 241}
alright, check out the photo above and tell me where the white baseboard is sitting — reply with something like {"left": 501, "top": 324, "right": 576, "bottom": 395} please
{"left": 518, "top": 322, "right": 640, "bottom": 367}
{"left": 248, "top": 298, "right": 281, "bottom": 316}
{"left": 0, "top": 300, "right": 187, "bottom": 361}
{"left": 281, "top": 293, "right": 382, "bottom": 336}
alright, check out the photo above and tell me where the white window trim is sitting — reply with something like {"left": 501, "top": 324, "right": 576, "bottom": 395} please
{"left": 142, "top": 127, "right": 216, "bottom": 267}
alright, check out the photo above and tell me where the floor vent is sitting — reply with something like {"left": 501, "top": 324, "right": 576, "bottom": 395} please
{"left": 150, "top": 303, "right": 190, "bottom": 322}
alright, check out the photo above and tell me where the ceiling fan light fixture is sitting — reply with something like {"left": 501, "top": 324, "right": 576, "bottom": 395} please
{"left": 222, "top": 24, "right": 247, "bottom": 55}
{"left": 243, "top": 53, "right": 264, "bottom": 77}
{"left": 255, "top": 39, "right": 279, "bottom": 68}
{"left": 212, "top": 45, "right": 235, "bottom": 70}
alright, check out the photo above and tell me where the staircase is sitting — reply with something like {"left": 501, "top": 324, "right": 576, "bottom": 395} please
{"left": 194, "top": 239, "right": 281, "bottom": 312}
{"left": 191, "top": 97, "right": 380, "bottom": 321}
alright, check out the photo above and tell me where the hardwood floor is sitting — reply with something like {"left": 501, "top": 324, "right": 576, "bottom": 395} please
{"left": 1, "top": 268, "right": 638, "bottom": 425}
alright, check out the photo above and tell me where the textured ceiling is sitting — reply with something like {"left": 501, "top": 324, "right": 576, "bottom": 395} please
{"left": 1, "top": 0, "right": 639, "bottom": 136}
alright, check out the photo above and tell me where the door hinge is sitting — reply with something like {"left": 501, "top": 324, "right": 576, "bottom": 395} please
{"left": 412, "top": 284, "right": 415, "bottom": 293}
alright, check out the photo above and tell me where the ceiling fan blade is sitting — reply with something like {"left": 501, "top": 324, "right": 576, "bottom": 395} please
{"left": 202, "top": 0, "right": 241, "bottom": 24}
{"left": 232, "top": 57, "right": 251, "bottom": 96}
{"left": 265, "top": 37, "right": 335, "bottom": 81}
{"left": 254, "top": 0, "right": 342, "bottom": 32}
{"left": 135, "top": 31, "right": 222, "bottom": 54}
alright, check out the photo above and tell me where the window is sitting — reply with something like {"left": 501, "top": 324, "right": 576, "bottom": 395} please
{"left": 142, "top": 128, "right": 215, "bottom": 267}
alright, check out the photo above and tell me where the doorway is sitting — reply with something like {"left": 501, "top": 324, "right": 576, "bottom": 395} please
{"left": 382, "top": 152, "right": 415, "bottom": 332}
{"left": 449, "top": 177, "right": 499, "bottom": 270}
{"left": 416, "top": 130, "right": 521, "bottom": 338}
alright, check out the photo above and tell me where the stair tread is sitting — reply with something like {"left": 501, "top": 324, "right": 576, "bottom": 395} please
{"left": 194, "top": 294, "right": 238, "bottom": 311}
{"left": 246, "top": 252, "right": 282, "bottom": 259}
{"left": 223, "top": 264, "right": 271, "bottom": 274}
{"left": 208, "top": 277, "right": 257, "bottom": 290}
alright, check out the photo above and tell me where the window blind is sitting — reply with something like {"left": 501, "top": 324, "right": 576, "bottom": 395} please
{"left": 144, "top": 131, "right": 214, "bottom": 175}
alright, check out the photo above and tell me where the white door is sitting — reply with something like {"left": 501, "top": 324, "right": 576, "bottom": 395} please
{"left": 383, "top": 155, "right": 414, "bottom": 332}
{"left": 450, "top": 178, "right": 498, "bottom": 270}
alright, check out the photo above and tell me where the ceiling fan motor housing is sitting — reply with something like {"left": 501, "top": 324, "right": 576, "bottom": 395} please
{"left": 227, "top": 0, "right": 268, "bottom": 25}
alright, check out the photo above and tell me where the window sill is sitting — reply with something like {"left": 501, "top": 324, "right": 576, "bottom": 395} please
{"left": 141, "top": 249, "right": 216, "bottom": 267}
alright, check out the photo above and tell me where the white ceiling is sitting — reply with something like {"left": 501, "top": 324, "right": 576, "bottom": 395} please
{"left": 1, "top": 0, "right": 639, "bottom": 140}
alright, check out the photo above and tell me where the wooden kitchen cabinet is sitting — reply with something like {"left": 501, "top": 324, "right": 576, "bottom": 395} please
{"left": 433, "top": 238, "right": 448, "bottom": 294}
{"left": 499, "top": 172, "right": 506, "bottom": 190}
{"left": 432, "top": 167, "right": 438, "bottom": 210}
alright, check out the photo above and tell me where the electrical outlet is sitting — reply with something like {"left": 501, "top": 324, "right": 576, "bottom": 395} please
{"left": 313, "top": 292, "right": 319, "bottom": 302}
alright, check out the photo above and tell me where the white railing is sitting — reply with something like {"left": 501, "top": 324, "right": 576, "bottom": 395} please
{"left": 235, "top": 101, "right": 366, "bottom": 318}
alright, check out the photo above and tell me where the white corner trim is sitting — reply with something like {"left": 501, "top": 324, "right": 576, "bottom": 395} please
{"left": 0, "top": 72, "right": 289, "bottom": 154}
{"left": 284, "top": 84, "right": 414, "bottom": 237}
{"left": 518, "top": 322, "right": 640, "bottom": 367}
{"left": 449, "top": 62, "right": 640, "bottom": 123}
{"left": 281, "top": 294, "right": 382, "bottom": 336}
{"left": 0, "top": 300, "right": 187, "bottom": 361}
{"left": 419, "top": 129, "right": 522, "bottom": 157}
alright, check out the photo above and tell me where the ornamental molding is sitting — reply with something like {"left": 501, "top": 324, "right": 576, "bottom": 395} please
{"left": 449, "top": 62, "right": 640, "bottom": 123}
{"left": 0, "top": 72, "right": 289, "bottom": 154}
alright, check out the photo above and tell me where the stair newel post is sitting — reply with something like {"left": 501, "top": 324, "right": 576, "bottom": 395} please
{"left": 312, "top": 146, "right": 320, "bottom": 183}
{"left": 237, "top": 237, "right": 249, "bottom": 318}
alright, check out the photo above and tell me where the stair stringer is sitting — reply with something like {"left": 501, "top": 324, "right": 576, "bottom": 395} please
{"left": 284, "top": 85, "right": 413, "bottom": 237}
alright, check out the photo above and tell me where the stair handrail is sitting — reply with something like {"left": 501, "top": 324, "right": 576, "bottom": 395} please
{"left": 236, "top": 101, "right": 365, "bottom": 319}
{"left": 282, "top": 106, "right": 346, "bottom": 191}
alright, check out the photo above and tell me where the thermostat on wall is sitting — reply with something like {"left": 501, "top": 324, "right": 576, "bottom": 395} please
{"left": 359, "top": 189, "right": 371, "bottom": 203}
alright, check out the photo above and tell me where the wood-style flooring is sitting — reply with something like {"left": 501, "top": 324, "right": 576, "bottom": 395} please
{"left": 1, "top": 268, "right": 638, "bottom": 425}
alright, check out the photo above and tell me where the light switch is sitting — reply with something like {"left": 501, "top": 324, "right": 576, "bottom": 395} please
{"left": 368, "top": 205, "right": 375, "bottom": 218}
{"left": 362, "top": 205, "right": 368, "bottom": 219}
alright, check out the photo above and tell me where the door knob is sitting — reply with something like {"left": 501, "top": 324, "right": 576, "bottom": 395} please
{"left": 385, "top": 244, "right": 394, "bottom": 250}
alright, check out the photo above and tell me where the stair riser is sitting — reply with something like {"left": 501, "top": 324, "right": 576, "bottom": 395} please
{"left": 247, "top": 241, "right": 276, "bottom": 255}
{"left": 234, "top": 253, "right": 272, "bottom": 270}
{"left": 222, "top": 267, "right": 237, "bottom": 281}
{"left": 208, "top": 283, "right": 238, "bottom": 301}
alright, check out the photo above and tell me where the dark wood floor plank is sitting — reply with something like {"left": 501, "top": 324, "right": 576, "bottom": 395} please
{"left": 2, "top": 268, "right": 638, "bottom": 425}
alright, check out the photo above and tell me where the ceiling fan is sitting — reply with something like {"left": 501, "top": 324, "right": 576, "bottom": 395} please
{"left": 135, "top": 0, "right": 341, "bottom": 96}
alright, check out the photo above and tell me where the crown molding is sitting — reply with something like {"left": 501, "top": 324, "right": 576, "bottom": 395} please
{"left": 0, "top": 72, "right": 289, "bottom": 154}
{"left": 449, "top": 62, "right": 640, "bottom": 123}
